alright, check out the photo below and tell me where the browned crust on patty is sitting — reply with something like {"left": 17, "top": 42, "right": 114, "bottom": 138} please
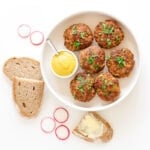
{"left": 106, "top": 48, "right": 135, "bottom": 78}
{"left": 94, "top": 72, "right": 120, "bottom": 101}
{"left": 70, "top": 72, "right": 96, "bottom": 102}
{"left": 94, "top": 20, "right": 124, "bottom": 49}
{"left": 64, "top": 23, "right": 93, "bottom": 51}
{"left": 79, "top": 45, "right": 105, "bottom": 73}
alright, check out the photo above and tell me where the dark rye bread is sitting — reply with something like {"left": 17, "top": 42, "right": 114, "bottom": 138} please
{"left": 3, "top": 57, "right": 42, "bottom": 81}
{"left": 73, "top": 112, "right": 113, "bottom": 142}
{"left": 13, "top": 77, "right": 44, "bottom": 117}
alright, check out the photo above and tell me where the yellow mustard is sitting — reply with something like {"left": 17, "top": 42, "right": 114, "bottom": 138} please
{"left": 51, "top": 51, "right": 76, "bottom": 76}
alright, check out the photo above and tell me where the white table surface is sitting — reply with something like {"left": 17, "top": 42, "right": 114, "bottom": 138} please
{"left": 0, "top": 0, "right": 149, "bottom": 149}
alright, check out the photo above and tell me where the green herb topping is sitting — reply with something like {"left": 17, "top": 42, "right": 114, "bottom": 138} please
{"left": 102, "top": 23, "right": 114, "bottom": 34}
{"left": 77, "top": 85, "right": 84, "bottom": 93}
{"left": 72, "top": 26, "right": 77, "bottom": 35}
{"left": 115, "top": 56, "right": 125, "bottom": 68}
{"left": 100, "top": 77, "right": 113, "bottom": 92}
{"left": 87, "top": 54, "right": 98, "bottom": 65}
{"left": 77, "top": 76, "right": 83, "bottom": 81}
{"left": 106, "top": 38, "right": 112, "bottom": 46}
{"left": 106, "top": 55, "right": 111, "bottom": 60}
{"left": 87, "top": 56, "right": 95, "bottom": 64}
{"left": 77, "top": 75, "right": 93, "bottom": 92}
{"left": 94, "top": 64, "right": 99, "bottom": 71}
{"left": 80, "top": 32, "right": 85, "bottom": 39}
{"left": 73, "top": 41, "right": 80, "bottom": 49}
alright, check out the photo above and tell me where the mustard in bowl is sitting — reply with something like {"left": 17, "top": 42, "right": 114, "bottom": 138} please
{"left": 50, "top": 50, "right": 78, "bottom": 78}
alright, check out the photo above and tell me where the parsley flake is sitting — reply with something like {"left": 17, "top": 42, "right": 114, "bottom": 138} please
{"left": 73, "top": 41, "right": 80, "bottom": 49}
{"left": 102, "top": 23, "right": 114, "bottom": 34}
{"left": 72, "top": 26, "right": 77, "bottom": 35}
{"left": 115, "top": 56, "right": 126, "bottom": 68}
{"left": 80, "top": 32, "right": 85, "bottom": 39}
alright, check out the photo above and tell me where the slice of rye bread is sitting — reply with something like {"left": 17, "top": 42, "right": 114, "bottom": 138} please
{"left": 73, "top": 112, "right": 113, "bottom": 142}
{"left": 13, "top": 77, "right": 44, "bottom": 117}
{"left": 3, "top": 57, "right": 42, "bottom": 81}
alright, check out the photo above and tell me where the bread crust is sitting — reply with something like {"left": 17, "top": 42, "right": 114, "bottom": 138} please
{"left": 13, "top": 77, "right": 44, "bottom": 117}
{"left": 73, "top": 112, "right": 113, "bottom": 142}
{"left": 3, "top": 57, "right": 42, "bottom": 81}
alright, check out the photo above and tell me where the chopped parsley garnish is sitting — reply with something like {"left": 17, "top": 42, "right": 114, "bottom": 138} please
{"left": 73, "top": 41, "right": 80, "bottom": 49}
{"left": 80, "top": 32, "right": 85, "bottom": 39}
{"left": 94, "top": 64, "right": 99, "bottom": 71}
{"left": 87, "top": 79, "right": 93, "bottom": 91}
{"left": 106, "top": 55, "right": 111, "bottom": 60}
{"left": 77, "top": 76, "right": 83, "bottom": 81}
{"left": 87, "top": 54, "right": 98, "bottom": 65}
{"left": 76, "top": 75, "right": 93, "bottom": 92}
{"left": 115, "top": 56, "right": 125, "bottom": 68}
{"left": 72, "top": 26, "right": 77, "bottom": 35}
{"left": 101, "top": 78, "right": 108, "bottom": 91}
{"left": 102, "top": 23, "right": 114, "bottom": 34}
{"left": 77, "top": 85, "right": 84, "bottom": 93}
{"left": 77, "top": 75, "right": 85, "bottom": 93}
{"left": 101, "top": 84, "right": 107, "bottom": 91}
{"left": 100, "top": 78, "right": 112, "bottom": 91}
{"left": 87, "top": 56, "right": 95, "bottom": 64}
{"left": 106, "top": 38, "right": 112, "bottom": 46}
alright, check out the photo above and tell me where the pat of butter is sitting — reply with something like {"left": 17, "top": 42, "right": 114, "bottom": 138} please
{"left": 78, "top": 113, "right": 105, "bottom": 139}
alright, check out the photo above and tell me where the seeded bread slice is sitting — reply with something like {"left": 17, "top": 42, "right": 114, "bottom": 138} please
{"left": 73, "top": 112, "right": 113, "bottom": 142}
{"left": 13, "top": 77, "right": 44, "bottom": 117}
{"left": 3, "top": 57, "right": 42, "bottom": 81}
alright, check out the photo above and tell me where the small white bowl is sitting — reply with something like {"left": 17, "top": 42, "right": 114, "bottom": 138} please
{"left": 50, "top": 49, "right": 79, "bottom": 79}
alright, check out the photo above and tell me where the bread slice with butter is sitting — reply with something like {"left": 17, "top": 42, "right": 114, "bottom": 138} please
{"left": 73, "top": 112, "right": 113, "bottom": 142}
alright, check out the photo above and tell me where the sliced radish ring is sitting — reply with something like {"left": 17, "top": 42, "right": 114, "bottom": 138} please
{"left": 17, "top": 24, "right": 31, "bottom": 38}
{"left": 30, "top": 31, "right": 44, "bottom": 46}
{"left": 40, "top": 117, "right": 56, "bottom": 134}
{"left": 53, "top": 107, "right": 69, "bottom": 123}
{"left": 55, "top": 125, "right": 70, "bottom": 140}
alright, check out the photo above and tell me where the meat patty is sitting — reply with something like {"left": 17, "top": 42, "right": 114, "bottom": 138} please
{"left": 106, "top": 48, "right": 135, "bottom": 78}
{"left": 94, "top": 20, "right": 124, "bottom": 49}
{"left": 79, "top": 45, "right": 105, "bottom": 73}
{"left": 70, "top": 72, "right": 96, "bottom": 102}
{"left": 63, "top": 23, "right": 93, "bottom": 51}
{"left": 94, "top": 72, "right": 120, "bottom": 101}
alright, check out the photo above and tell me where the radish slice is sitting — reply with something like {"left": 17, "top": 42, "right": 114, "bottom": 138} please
{"left": 40, "top": 117, "right": 56, "bottom": 134}
{"left": 30, "top": 31, "right": 44, "bottom": 46}
{"left": 53, "top": 107, "right": 69, "bottom": 123}
{"left": 17, "top": 24, "right": 31, "bottom": 38}
{"left": 55, "top": 125, "right": 70, "bottom": 140}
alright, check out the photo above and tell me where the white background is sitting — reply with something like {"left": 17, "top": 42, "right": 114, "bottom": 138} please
{"left": 0, "top": 0, "right": 150, "bottom": 149}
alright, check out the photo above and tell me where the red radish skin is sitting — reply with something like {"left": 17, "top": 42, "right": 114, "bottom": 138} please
{"left": 55, "top": 125, "right": 70, "bottom": 140}
{"left": 53, "top": 107, "right": 69, "bottom": 123}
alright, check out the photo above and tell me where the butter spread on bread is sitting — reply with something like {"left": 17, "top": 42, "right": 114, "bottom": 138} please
{"left": 73, "top": 112, "right": 113, "bottom": 142}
